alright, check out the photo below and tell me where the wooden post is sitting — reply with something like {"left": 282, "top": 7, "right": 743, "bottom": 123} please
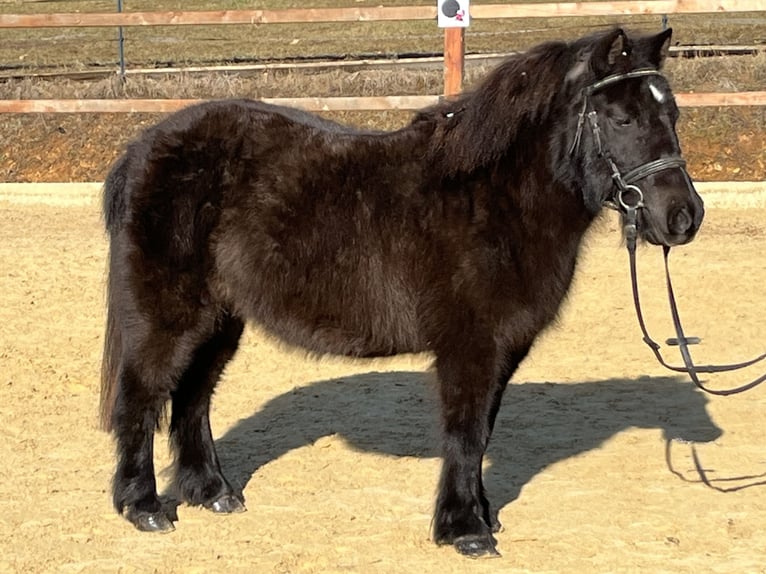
{"left": 443, "top": 27, "right": 464, "bottom": 97}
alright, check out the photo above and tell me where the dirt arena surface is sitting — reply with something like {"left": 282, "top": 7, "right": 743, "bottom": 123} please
{"left": 1, "top": 186, "right": 764, "bottom": 573}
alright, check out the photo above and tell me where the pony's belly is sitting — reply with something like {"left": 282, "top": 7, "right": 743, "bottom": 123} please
{"left": 213, "top": 225, "right": 426, "bottom": 357}
{"left": 247, "top": 304, "right": 424, "bottom": 358}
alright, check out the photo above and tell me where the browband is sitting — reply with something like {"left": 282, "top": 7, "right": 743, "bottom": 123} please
{"left": 584, "top": 68, "right": 664, "bottom": 95}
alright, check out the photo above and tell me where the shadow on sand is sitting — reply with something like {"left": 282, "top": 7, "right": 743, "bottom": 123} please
{"left": 215, "top": 372, "right": 722, "bottom": 515}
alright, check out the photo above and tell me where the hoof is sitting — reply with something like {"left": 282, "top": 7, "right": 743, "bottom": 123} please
{"left": 126, "top": 508, "right": 175, "bottom": 533}
{"left": 205, "top": 493, "right": 246, "bottom": 514}
{"left": 454, "top": 534, "right": 500, "bottom": 558}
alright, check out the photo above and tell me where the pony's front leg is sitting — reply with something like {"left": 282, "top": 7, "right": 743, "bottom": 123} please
{"left": 433, "top": 345, "right": 500, "bottom": 557}
{"left": 480, "top": 345, "right": 532, "bottom": 534}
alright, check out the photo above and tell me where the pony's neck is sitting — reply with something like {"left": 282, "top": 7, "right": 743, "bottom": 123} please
{"left": 420, "top": 42, "right": 572, "bottom": 179}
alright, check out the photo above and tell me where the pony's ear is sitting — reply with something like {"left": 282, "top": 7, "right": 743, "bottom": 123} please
{"left": 590, "top": 28, "right": 627, "bottom": 77}
{"left": 647, "top": 28, "right": 673, "bottom": 68}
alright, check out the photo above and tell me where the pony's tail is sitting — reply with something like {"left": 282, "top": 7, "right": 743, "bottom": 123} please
{"left": 99, "top": 275, "right": 121, "bottom": 432}
{"left": 100, "top": 153, "right": 130, "bottom": 431}
{"left": 103, "top": 151, "right": 130, "bottom": 232}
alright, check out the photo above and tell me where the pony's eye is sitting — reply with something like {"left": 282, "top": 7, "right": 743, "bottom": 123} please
{"left": 614, "top": 116, "right": 632, "bottom": 127}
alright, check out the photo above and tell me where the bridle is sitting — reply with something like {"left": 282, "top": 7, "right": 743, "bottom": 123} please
{"left": 569, "top": 68, "right": 690, "bottom": 215}
{"left": 571, "top": 68, "right": 766, "bottom": 396}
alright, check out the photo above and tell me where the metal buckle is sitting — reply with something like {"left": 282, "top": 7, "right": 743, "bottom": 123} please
{"left": 617, "top": 184, "right": 644, "bottom": 211}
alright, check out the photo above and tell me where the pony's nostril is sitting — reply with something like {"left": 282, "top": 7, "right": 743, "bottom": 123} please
{"left": 669, "top": 206, "right": 694, "bottom": 235}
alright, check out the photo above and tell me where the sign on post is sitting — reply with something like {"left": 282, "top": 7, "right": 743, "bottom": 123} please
{"left": 438, "top": 0, "right": 470, "bottom": 28}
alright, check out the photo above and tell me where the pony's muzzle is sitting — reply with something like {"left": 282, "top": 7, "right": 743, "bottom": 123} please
{"left": 675, "top": 170, "right": 705, "bottom": 242}
{"left": 646, "top": 169, "right": 705, "bottom": 246}
{"left": 668, "top": 205, "right": 695, "bottom": 237}
{"left": 658, "top": 198, "right": 703, "bottom": 246}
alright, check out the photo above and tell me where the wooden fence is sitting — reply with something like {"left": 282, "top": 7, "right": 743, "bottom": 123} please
{"left": 1, "top": 1, "right": 763, "bottom": 27}
{"left": 4, "top": 92, "right": 766, "bottom": 114}
{"left": 1, "top": 1, "right": 765, "bottom": 113}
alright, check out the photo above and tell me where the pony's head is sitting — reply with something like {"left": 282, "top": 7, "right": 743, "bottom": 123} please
{"left": 566, "top": 28, "right": 704, "bottom": 246}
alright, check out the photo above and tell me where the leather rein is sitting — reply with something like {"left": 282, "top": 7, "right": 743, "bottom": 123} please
{"left": 573, "top": 69, "right": 766, "bottom": 396}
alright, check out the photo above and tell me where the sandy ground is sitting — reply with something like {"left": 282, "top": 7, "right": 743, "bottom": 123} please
{"left": 0, "top": 185, "right": 764, "bottom": 574}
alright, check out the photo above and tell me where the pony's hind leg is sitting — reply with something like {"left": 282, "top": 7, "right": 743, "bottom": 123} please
{"left": 111, "top": 356, "right": 177, "bottom": 532}
{"left": 109, "top": 295, "right": 221, "bottom": 532}
{"left": 170, "top": 313, "right": 245, "bottom": 514}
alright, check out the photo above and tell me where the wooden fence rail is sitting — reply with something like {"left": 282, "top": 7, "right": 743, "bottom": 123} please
{"left": 2, "top": 91, "right": 765, "bottom": 114}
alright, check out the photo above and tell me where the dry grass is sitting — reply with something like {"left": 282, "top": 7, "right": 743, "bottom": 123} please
{"left": 2, "top": 0, "right": 765, "bottom": 73}
{"left": 665, "top": 52, "right": 766, "bottom": 92}
{"left": 2, "top": 52, "right": 764, "bottom": 99}
{"left": 0, "top": 68, "right": 443, "bottom": 100}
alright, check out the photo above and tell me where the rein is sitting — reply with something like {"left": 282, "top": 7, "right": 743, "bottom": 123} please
{"left": 623, "top": 209, "right": 766, "bottom": 396}
{"left": 572, "top": 68, "right": 766, "bottom": 396}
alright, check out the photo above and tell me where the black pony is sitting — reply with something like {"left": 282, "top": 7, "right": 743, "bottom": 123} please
{"left": 100, "top": 28, "right": 704, "bottom": 557}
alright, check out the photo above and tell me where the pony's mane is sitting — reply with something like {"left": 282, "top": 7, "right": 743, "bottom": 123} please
{"left": 413, "top": 39, "right": 577, "bottom": 176}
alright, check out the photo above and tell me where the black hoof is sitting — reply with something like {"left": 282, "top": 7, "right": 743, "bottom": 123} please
{"left": 454, "top": 534, "right": 500, "bottom": 558}
{"left": 126, "top": 508, "right": 175, "bottom": 533}
{"left": 205, "top": 493, "right": 246, "bottom": 514}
